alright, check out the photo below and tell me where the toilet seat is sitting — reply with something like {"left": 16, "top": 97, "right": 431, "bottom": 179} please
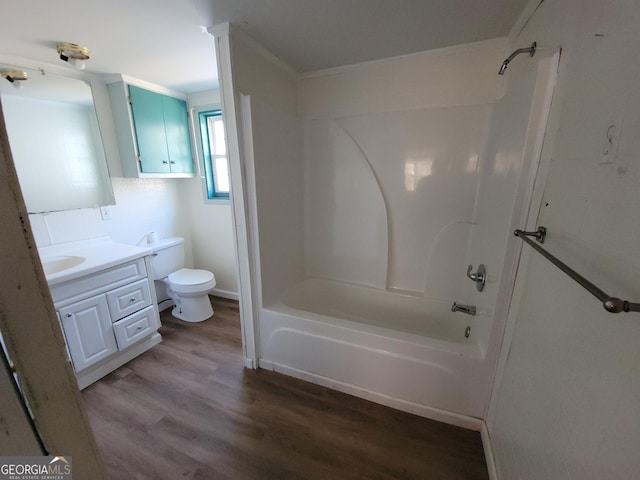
{"left": 168, "top": 268, "right": 216, "bottom": 294}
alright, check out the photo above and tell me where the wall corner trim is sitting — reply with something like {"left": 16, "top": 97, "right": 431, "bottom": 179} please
{"left": 481, "top": 422, "right": 499, "bottom": 480}
{"left": 207, "top": 22, "right": 230, "bottom": 37}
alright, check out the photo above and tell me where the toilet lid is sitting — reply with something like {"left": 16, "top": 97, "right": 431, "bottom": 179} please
{"left": 168, "top": 268, "right": 215, "bottom": 286}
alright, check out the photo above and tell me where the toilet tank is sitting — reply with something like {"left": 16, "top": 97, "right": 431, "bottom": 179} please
{"left": 149, "top": 237, "right": 185, "bottom": 280}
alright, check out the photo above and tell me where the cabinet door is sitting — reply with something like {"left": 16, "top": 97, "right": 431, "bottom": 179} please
{"left": 162, "top": 95, "right": 194, "bottom": 174}
{"left": 59, "top": 295, "right": 118, "bottom": 373}
{"left": 128, "top": 85, "right": 171, "bottom": 173}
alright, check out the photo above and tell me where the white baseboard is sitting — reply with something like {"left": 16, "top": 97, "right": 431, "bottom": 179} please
{"left": 258, "top": 358, "right": 483, "bottom": 431}
{"left": 211, "top": 288, "right": 239, "bottom": 301}
{"left": 481, "top": 422, "right": 499, "bottom": 480}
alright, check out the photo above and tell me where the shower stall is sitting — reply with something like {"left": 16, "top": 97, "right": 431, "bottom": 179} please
{"left": 217, "top": 30, "right": 558, "bottom": 425}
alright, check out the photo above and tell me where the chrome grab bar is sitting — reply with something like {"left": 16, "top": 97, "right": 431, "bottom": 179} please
{"left": 514, "top": 227, "right": 640, "bottom": 314}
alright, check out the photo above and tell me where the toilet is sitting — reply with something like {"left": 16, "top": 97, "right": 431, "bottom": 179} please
{"left": 149, "top": 237, "right": 216, "bottom": 322}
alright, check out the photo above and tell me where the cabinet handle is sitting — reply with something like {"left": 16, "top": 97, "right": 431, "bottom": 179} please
{"left": 170, "top": 161, "right": 176, "bottom": 164}
{"left": 130, "top": 297, "right": 136, "bottom": 302}
{"left": 162, "top": 160, "right": 169, "bottom": 164}
{"left": 66, "top": 313, "right": 72, "bottom": 318}
{"left": 136, "top": 326, "right": 143, "bottom": 331}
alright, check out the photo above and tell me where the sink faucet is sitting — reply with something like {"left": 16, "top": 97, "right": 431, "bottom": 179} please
{"left": 451, "top": 302, "right": 476, "bottom": 316}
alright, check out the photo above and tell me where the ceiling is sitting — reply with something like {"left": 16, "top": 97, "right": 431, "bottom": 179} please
{"left": 0, "top": 0, "right": 530, "bottom": 94}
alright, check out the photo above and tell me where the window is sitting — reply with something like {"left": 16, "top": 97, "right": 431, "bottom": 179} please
{"left": 197, "top": 109, "right": 230, "bottom": 200}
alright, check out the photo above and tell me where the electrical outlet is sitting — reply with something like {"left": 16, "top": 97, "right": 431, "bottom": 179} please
{"left": 100, "top": 206, "right": 112, "bottom": 220}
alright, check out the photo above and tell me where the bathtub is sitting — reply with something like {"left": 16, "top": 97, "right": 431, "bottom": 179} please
{"left": 258, "top": 278, "right": 494, "bottom": 428}
{"left": 284, "top": 279, "right": 478, "bottom": 347}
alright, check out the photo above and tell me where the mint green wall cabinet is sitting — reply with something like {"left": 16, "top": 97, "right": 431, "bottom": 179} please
{"left": 161, "top": 94, "right": 194, "bottom": 174}
{"left": 108, "top": 79, "right": 194, "bottom": 178}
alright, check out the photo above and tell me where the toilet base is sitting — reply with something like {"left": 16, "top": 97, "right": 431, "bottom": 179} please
{"left": 171, "top": 294, "right": 214, "bottom": 323}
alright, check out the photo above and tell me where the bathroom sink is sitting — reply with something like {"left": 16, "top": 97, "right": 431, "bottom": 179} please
{"left": 41, "top": 256, "right": 85, "bottom": 275}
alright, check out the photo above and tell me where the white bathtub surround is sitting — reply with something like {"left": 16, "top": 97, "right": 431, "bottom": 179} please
{"left": 305, "top": 107, "right": 492, "bottom": 295}
{"left": 217, "top": 23, "right": 558, "bottom": 429}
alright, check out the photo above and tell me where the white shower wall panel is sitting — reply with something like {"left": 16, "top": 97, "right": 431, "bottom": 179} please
{"left": 305, "top": 119, "right": 388, "bottom": 289}
{"left": 305, "top": 105, "right": 494, "bottom": 296}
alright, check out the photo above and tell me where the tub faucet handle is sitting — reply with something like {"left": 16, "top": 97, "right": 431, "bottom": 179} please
{"left": 466, "top": 264, "right": 486, "bottom": 292}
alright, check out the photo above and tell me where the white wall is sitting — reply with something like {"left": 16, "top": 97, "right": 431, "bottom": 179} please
{"left": 180, "top": 89, "right": 239, "bottom": 295}
{"left": 28, "top": 178, "right": 187, "bottom": 248}
{"left": 488, "top": 1, "right": 640, "bottom": 478}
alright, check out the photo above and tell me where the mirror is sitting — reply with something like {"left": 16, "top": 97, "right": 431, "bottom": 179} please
{"left": 0, "top": 64, "right": 114, "bottom": 213}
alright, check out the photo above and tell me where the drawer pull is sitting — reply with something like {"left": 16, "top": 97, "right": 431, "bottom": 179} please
{"left": 136, "top": 326, "right": 143, "bottom": 331}
{"left": 130, "top": 297, "right": 136, "bottom": 302}
{"left": 66, "top": 313, "right": 72, "bottom": 318}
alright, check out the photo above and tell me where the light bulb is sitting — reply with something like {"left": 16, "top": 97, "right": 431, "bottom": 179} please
{"left": 69, "top": 58, "right": 86, "bottom": 70}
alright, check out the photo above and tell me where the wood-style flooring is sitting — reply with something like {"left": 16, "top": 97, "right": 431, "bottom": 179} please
{"left": 82, "top": 297, "right": 488, "bottom": 479}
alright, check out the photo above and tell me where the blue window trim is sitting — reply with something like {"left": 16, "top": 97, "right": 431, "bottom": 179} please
{"left": 198, "top": 109, "right": 229, "bottom": 200}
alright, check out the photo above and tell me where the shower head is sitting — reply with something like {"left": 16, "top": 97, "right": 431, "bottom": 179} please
{"left": 498, "top": 41, "right": 537, "bottom": 75}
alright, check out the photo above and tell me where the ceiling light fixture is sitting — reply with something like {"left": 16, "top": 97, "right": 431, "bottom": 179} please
{"left": 1, "top": 69, "right": 28, "bottom": 89}
{"left": 56, "top": 42, "right": 90, "bottom": 70}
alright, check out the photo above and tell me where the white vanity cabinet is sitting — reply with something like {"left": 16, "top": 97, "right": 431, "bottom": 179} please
{"left": 49, "top": 256, "right": 161, "bottom": 389}
{"left": 59, "top": 295, "right": 118, "bottom": 372}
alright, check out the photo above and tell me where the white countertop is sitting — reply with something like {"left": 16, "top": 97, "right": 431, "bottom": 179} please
{"left": 38, "top": 237, "right": 152, "bottom": 286}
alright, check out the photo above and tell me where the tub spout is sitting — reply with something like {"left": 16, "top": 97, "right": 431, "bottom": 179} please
{"left": 451, "top": 302, "right": 476, "bottom": 316}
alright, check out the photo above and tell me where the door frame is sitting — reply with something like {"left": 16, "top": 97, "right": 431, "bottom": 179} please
{"left": 209, "top": 24, "right": 259, "bottom": 367}
{"left": 485, "top": 49, "right": 563, "bottom": 426}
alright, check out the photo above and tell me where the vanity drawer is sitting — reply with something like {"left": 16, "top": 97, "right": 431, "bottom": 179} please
{"left": 106, "top": 279, "right": 152, "bottom": 322}
{"left": 113, "top": 306, "right": 156, "bottom": 350}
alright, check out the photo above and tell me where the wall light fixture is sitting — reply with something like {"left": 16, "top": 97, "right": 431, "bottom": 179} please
{"left": 0, "top": 69, "right": 28, "bottom": 89}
